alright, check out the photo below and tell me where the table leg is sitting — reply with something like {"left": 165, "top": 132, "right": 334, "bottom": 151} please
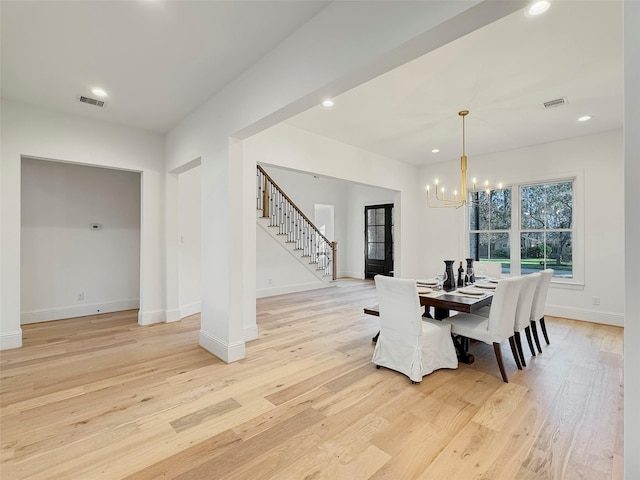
{"left": 433, "top": 307, "right": 450, "bottom": 320}
{"left": 451, "top": 335, "right": 475, "bottom": 364}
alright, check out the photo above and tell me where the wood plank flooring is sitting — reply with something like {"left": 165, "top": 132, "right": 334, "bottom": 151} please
{"left": 0, "top": 279, "right": 624, "bottom": 479}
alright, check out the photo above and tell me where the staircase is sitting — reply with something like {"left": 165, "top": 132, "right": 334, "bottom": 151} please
{"left": 256, "top": 165, "right": 336, "bottom": 284}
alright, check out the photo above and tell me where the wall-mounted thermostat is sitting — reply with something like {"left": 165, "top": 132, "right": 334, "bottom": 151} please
{"left": 90, "top": 223, "right": 102, "bottom": 230}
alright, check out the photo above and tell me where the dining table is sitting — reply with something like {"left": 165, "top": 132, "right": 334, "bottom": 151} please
{"left": 364, "top": 284, "right": 494, "bottom": 364}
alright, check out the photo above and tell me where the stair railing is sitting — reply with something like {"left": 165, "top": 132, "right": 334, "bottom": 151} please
{"left": 257, "top": 165, "right": 337, "bottom": 280}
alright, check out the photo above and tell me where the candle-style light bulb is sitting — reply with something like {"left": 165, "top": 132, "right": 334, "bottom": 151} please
{"left": 498, "top": 182, "right": 503, "bottom": 190}
{"left": 453, "top": 190, "right": 458, "bottom": 200}
{"left": 472, "top": 177, "right": 477, "bottom": 191}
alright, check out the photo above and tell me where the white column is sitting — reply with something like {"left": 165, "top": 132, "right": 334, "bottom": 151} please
{"left": 231, "top": 138, "right": 258, "bottom": 341}
{"left": 164, "top": 173, "right": 180, "bottom": 322}
{"left": 0, "top": 149, "right": 23, "bottom": 349}
{"left": 624, "top": 1, "right": 640, "bottom": 476}
{"left": 199, "top": 147, "right": 246, "bottom": 362}
{"left": 138, "top": 171, "right": 167, "bottom": 325}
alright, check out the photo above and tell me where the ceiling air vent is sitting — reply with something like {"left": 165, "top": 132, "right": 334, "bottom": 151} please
{"left": 543, "top": 96, "right": 568, "bottom": 109}
{"left": 77, "top": 95, "right": 105, "bottom": 107}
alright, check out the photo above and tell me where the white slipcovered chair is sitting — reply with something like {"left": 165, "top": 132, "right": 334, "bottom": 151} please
{"left": 443, "top": 276, "right": 522, "bottom": 383}
{"left": 513, "top": 272, "right": 541, "bottom": 367}
{"left": 372, "top": 275, "right": 458, "bottom": 383}
{"left": 530, "top": 268, "right": 554, "bottom": 352}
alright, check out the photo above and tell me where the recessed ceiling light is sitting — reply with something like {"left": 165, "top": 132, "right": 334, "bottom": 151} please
{"left": 322, "top": 99, "right": 334, "bottom": 108}
{"left": 526, "top": 1, "right": 551, "bottom": 17}
{"left": 577, "top": 115, "right": 592, "bottom": 122}
{"left": 91, "top": 88, "right": 108, "bottom": 98}
{"left": 431, "top": 149, "right": 440, "bottom": 153}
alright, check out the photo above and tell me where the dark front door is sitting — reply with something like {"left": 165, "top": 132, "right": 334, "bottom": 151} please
{"left": 365, "top": 204, "right": 394, "bottom": 279}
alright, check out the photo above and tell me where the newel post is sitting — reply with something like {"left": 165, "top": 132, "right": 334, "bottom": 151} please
{"left": 331, "top": 241, "right": 337, "bottom": 281}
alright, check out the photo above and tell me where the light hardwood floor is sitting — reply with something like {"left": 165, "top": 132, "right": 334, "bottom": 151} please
{"left": 1, "top": 279, "right": 624, "bottom": 479}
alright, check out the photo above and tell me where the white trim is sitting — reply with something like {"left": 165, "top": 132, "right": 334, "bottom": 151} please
{"left": 546, "top": 305, "right": 623, "bottom": 327}
{"left": 244, "top": 324, "right": 259, "bottom": 342}
{"left": 256, "top": 281, "right": 332, "bottom": 298}
{"left": 165, "top": 308, "right": 181, "bottom": 323}
{"left": 342, "top": 271, "right": 365, "bottom": 280}
{"left": 199, "top": 330, "right": 245, "bottom": 363}
{"left": 138, "top": 309, "right": 165, "bottom": 325}
{"left": 21, "top": 299, "right": 139, "bottom": 325}
{"left": 0, "top": 330, "right": 23, "bottom": 350}
{"left": 180, "top": 301, "right": 201, "bottom": 319}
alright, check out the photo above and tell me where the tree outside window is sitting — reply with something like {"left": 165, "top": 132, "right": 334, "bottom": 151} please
{"left": 520, "top": 181, "right": 573, "bottom": 277}
{"left": 469, "top": 188, "right": 511, "bottom": 274}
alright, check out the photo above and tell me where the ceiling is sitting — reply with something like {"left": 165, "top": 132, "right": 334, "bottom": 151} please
{"left": 0, "top": 0, "right": 330, "bottom": 133}
{"left": 286, "top": 1, "right": 623, "bottom": 166}
{"left": 1, "top": 1, "right": 623, "bottom": 165}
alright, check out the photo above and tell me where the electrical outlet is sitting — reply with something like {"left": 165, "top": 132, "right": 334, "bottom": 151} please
{"left": 77, "top": 292, "right": 85, "bottom": 301}
{"left": 592, "top": 296, "right": 600, "bottom": 305}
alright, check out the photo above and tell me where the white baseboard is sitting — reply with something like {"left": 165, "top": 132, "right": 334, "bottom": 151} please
{"left": 165, "top": 309, "right": 181, "bottom": 323}
{"left": 0, "top": 330, "right": 23, "bottom": 350}
{"left": 244, "top": 324, "right": 258, "bottom": 342}
{"left": 256, "top": 281, "right": 332, "bottom": 298}
{"left": 546, "top": 305, "right": 624, "bottom": 327}
{"left": 21, "top": 299, "right": 139, "bottom": 325}
{"left": 138, "top": 309, "right": 165, "bottom": 325}
{"left": 199, "top": 330, "right": 245, "bottom": 363}
{"left": 341, "top": 271, "right": 365, "bottom": 280}
{"left": 180, "top": 301, "right": 201, "bottom": 319}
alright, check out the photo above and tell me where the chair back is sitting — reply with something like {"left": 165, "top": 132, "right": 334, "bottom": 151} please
{"left": 474, "top": 261, "right": 502, "bottom": 279}
{"left": 530, "top": 269, "right": 554, "bottom": 321}
{"left": 374, "top": 275, "right": 422, "bottom": 337}
{"left": 514, "top": 273, "right": 541, "bottom": 331}
{"left": 487, "top": 276, "right": 522, "bottom": 340}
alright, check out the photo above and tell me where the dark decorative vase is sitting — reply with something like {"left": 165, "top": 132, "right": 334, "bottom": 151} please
{"left": 443, "top": 260, "right": 456, "bottom": 290}
{"left": 465, "top": 258, "right": 475, "bottom": 285}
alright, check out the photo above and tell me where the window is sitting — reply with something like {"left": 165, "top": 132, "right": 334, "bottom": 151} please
{"left": 520, "top": 181, "right": 573, "bottom": 278}
{"left": 468, "top": 179, "right": 576, "bottom": 280}
{"left": 469, "top": 188, "right": 512, "bottom": 274}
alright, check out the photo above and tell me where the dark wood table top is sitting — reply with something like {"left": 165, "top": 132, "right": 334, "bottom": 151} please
{"left": 420, "top": 290, "right": 493, "bottom": 314}
{"left": 364, "top": 289, "right": 493, "bottom": 317}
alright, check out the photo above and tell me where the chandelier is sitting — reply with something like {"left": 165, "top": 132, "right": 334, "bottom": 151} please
{"left": 426, "top": 110, "right": 501, "bottom": 209}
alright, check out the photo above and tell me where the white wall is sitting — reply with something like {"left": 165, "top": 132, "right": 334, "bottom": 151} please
{"left": 21, "top": 159, "right": 140, "bottom": 323}
{"left": 244, "top": 124, "right": 416, "bottom": 277}
{"left": 254, "top": 164, "right": 395, "bottom": 292}
{"left": 1, "top": 100, "right": 165, "bottom": 349}
{"left": 345, "top": 184, "right": 396, "bottom": 279}
{"left": 256, "top": 224, "right": 325, "bottom": 298}
{"left": 164, "top": 0, "right": 520, "bottom": 362}
{"left": 178, "top": 165, "right": 201, "bottom": 318}
{"left": 419, "top": 129, "right": 624, "bottom": 326}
